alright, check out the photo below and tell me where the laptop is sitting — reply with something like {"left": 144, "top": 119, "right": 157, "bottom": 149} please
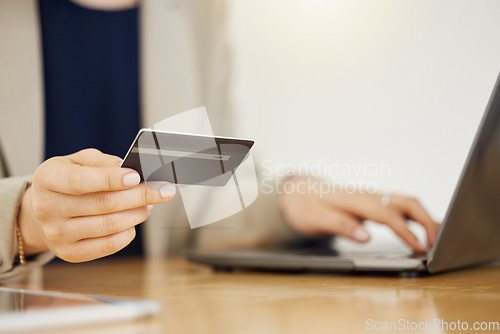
{"left": 188, "top": 73, "right": 500, "bottom": 275}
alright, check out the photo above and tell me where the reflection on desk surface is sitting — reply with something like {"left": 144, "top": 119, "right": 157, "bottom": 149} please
{"left": 5, "top": 257, "right": 500, "bottom": 334}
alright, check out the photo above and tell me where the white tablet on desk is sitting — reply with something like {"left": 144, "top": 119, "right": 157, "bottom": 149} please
{"left": 0, "top": 287, "right": 161, "bottom": 332}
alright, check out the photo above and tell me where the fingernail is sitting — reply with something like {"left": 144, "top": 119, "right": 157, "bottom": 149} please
{"left": 123, "top": 173, "right": 141, "bottom": 187}
{"left": 160, "top": 184, "right": 176, "bottom": 199}
{"left": 353, "top": 228, "right": 370, "bottom": 242}
{"left": 147, "top": 205, "right": 154, "bottom": 212}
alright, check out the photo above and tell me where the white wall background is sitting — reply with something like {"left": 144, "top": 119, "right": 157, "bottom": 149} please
{"left": 227, "top": 0, "right": 500, "bottom": 224}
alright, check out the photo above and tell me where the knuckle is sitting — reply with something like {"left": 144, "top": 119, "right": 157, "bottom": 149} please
{"left": 67, "top": 171, "right": 86, "bottom": 194}
{"left": 94, "top": 192, "right": 117, "bottom": 212}
{"left": 34, "top": 157, "right": 66, "bottom": 189}
{"left": 79, "top": 148, "right": 101, "bottom": 156}
{"left": 32, "top": 161, "right": 51, "bottom": 188}
{"left": 42, "top": 224, "right": 62, "bottom": 241}
{"left": 343, "top": 218, "right": 357, "bottom": 230}
{"left": 406, "top": 197, "right": 420, "bottom": 207}
{"left": 383, "top": 213, "right": 401, "bottom": 228}
{"left": 106, "top": 172, "right": 113, "bottom": 190}
{"left": 400, "top": 197, "right": 420, "bottom": 209}
{"left": 32, "top": 169, "right": 43, "bottom": 188}
{"left": 337, "top": 218, "right": 356, "bottom": 235}
{"left": 32, "top": 199, "right": 52, "bottom": 222}
{"left": 140, "top": 185, "right": 150, "bottom": 205}
{"left": 101, "top": 214, "right": 118, "bottom": 234}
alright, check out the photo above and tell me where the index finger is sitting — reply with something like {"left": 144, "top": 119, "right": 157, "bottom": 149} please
{"left": 391, "top": 196, "right": 439, "bottom": 246}
{"left": 326, "top": 193, "right": 425, "bottom": 251}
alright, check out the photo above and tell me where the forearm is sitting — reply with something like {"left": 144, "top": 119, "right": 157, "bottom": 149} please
{"left": 0, "top": 175, "right": 54, "bottom": 280}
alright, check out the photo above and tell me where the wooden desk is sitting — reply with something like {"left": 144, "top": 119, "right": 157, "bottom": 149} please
{"left": 6, "top": 258, "right": 500, "bottom": 334}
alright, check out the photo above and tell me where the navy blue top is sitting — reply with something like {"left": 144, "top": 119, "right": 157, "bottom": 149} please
{"left": 39, "top": 0, "right": 140, "bottom": 160}
{"left": 39, "top": 0, "right": 143, "bottom": 256}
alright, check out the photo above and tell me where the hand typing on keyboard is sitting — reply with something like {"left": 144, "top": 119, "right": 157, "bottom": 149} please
{"left": 278, "top": 176, "right": 440, "bottom": 252}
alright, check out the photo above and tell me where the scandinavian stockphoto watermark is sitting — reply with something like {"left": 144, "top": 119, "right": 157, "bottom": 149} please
{"left": 261, "top": 159, "right": 391, "bottom": 197}
{"left": 138, "top": 108, "right": 391, "bottom": 226}
{"left": 365, "top": 318, "right": 500, "bottom": 332}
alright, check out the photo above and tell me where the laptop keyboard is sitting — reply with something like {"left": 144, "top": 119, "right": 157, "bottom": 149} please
{"left": 296, "top": 246, "right": 428, "bottom": 260}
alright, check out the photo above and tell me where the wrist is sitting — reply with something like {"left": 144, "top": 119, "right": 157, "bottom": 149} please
{"left": 18, "top": 185, "right": 48, "bottom": 256}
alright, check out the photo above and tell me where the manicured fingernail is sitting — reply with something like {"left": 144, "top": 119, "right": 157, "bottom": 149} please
{"left": 353, "top": 228, "right": 370, "bottom": 242}
{"left": 147, "top": 205, "right": 154, "bottom": 211}
{"left": 123, "top": 172, "right": 141, "bottom": 187}
{"left": 160, "top": 184, "right": 176, "bottom": 199}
